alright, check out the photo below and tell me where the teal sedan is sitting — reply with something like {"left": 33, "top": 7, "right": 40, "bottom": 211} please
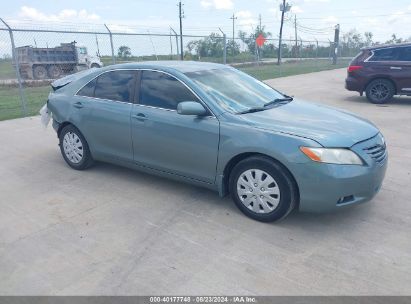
{"left": 45, "top": 61, "right": 387, "bottom": 222}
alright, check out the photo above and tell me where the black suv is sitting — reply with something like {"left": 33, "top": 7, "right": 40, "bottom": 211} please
{"left": 345, "top": 43, "right": 411, "bottom": 104}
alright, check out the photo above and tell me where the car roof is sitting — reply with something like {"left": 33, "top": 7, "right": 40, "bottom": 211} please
{"left": 362, "top": 42, "right": 411, "bottom": 51}
{"left": 51, "top": 61, "right": 229, "bottom": 92}
{"left": 103, "top": 61, "right": 228, "bottom": 73}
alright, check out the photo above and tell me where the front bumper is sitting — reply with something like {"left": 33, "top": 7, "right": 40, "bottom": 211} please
{"left": 290, "top": 134, "right": 388, "bottom": 213}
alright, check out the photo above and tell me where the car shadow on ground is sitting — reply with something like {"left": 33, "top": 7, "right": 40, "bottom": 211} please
{"left": 85, "top": 161, "right": 373, "bottom": 232}
{"left": 343, "top": 95, "right": 411, "bottom": 106}
{"left": 91, "top": 161, "right": 224, "bottom": 205}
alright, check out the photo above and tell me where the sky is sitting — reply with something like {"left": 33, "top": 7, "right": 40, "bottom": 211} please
{"left": 1, "top": 0, "right": 411, "bottom": 56}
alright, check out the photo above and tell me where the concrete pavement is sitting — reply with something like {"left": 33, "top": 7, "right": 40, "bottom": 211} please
{"left": 0, "top": 68, "right": 410, "bottom": 295}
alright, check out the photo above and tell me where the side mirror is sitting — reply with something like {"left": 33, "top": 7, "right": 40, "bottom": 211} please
{"left": 177, "top": 101, "right": 207, "bottom": 116}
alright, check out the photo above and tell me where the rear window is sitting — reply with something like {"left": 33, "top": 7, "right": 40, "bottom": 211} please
{"left": 370, "top": 48, "right": 400, "bottom": 61}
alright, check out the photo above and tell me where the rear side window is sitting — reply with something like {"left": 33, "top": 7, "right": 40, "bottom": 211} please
{"left": 77, "top": 78, "right": 96, "bottom": 97}
{"left": 370, "top": 48, "right": 400, "bottom": 61}
{"left": 139, "top": 70, "right": 199, "bottom": 110}
{"left": 351, "top": 50, "right": 371, "bottom": 64}
{"left": 399, "top": 47, "right": 411, "bottom": 61}
{"left": 94, "top": 70, "right": 136, "bottom": 102}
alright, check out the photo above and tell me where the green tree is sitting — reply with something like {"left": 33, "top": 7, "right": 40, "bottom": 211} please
{"left": 239, "top": 26, "right": 273, "bottom": 57}
{"left": 385, "top": 34, "right": 403, "bottom": 44}
{"left": 227, "top": 39, "right": 240, "bottom": 56}
{"left": 364, "top": 32, "right": 373, "bottom": 47}
{"left": 186, "top": 33, "right": 240, "bottom": 58}
{"left": 117, "top": 45, "right": 131, "bottom": 59}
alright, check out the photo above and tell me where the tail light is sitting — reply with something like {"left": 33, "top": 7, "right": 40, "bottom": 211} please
{"left": 347, "top": 65, "right": 363, "bottom": 73}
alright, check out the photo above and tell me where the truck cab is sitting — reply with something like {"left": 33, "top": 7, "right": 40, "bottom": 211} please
{"left": 76, "top": 46, "right": 103, "bottom": 69}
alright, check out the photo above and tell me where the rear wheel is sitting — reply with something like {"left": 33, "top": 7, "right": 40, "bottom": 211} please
{"left": 229, "top": 156, "right": 298, "bottom": 222}
{"left": 365, "top": 79, "right": 395, "bottom": 104}
{"left": 59, "top": 125, "right": 94, "bottom": 170}
{"left": 48, "top": 65, "right": 62, "bottom": 78}
{"left": 90, "top": 63, "right": 100, "bottom": 68}
{"left": 33, "top": 65, "right": 47, "bottom": 80}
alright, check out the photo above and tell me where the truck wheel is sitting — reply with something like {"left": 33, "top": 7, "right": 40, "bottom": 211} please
{"left": 91, "top": 63, "right": 100, "bottom": 68}
{"left": 48, "top": 65, "right": 62, "bottom": 78}
{"left": 33, "top": 65, "right": 48, "bottom": 80}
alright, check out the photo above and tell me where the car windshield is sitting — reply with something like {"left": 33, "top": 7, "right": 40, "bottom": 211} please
{"left": 185, "top": 68, "right": 286, "bottom": 113}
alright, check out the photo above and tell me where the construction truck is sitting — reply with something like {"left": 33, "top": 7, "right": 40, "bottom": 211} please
{"left": 14, "top": 42, "right": 103, "bottom": 80}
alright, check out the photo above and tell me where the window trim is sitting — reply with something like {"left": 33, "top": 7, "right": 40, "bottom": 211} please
{"left": 75, "top": 68, "right": 215, "bottom": 117}
{"left": 364, "top": 46, "right": 411, "bottom": 63}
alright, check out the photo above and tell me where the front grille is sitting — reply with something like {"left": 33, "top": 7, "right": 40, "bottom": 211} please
{"left": 363, "top": 142, "right": 387, "bottom": 165}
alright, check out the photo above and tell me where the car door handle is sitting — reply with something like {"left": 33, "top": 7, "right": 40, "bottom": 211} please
{"left": 73, "top": 101, "right": 84, "bottom": 109}
{"left": 390, "top": 66, "right": 402, "bottom": 70}
{"left": 132, "top": 113, "right": 148, "bottom": 121}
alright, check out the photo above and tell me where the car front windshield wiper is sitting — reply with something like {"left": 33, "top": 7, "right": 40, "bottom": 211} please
{"left": 263, "top": 96, "right": 293, "bottom": 108}
{"left": 236, "top": 107, "right": 267, "bottom": 114}
{"left": 236, "top": 95, "right": 293, "bottom": 115}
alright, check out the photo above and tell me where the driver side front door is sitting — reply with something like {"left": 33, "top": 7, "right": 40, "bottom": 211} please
{"left": 131, "top": 70, "right": 220, "bottom": 184}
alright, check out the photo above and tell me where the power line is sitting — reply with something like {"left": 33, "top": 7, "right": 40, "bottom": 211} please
{"left": 298, "top": 11, "right": 411, "bottom": 20}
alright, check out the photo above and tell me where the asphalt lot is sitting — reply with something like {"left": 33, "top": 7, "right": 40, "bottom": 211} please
{"left": 1, "top": 68, "right": 410, "bottom": 295}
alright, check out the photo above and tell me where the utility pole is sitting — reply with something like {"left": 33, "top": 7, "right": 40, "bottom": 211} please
{"left": 256, "top": 14, "right": 262, "bottom": 62}
{"left": 277, "top": 0, "right": 290, "bottom": 65}
{"left": 219, "top": 27, "right": 227, "bottom": 64}
{"left": 294, "top": 14, "right": 298, "bottom": 58}
{"left": 230, "top": 14, "right": 237, "bottom": 43}
{"left": 169, "top": 28, "right": 173, "bottom": 58}
{"left": 332, "top": 24, "right": 340, "bottom": 65}
{"left": 178, "top": 1, "right": 184, "bottom": 60}
{"left": 170, "top": 27, "right": 179, "bottom": 57}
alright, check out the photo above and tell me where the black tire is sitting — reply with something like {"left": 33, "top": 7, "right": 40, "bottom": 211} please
{"left": 48, "top": 65, "right": 62, "bottom": 78}
{"left": 59, "top": 124, "right": 94, "bottom": 170}
{"left": 229, "top": 156, "right": 298, "bottom": 222}
{"left": 365, "top": 79, "right": 395, "bottom": 104}
{"left": 33, "top": 65, "right": 48, "bottom": 80}
{"left": 90, "top": 63, "right": 100, "bottom": 68}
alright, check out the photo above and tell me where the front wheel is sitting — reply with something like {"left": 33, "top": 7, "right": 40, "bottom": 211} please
{"left": 59, "top": 125, "right": 94, "bottom": 170}
{"left": 365, "top": 79, "right": 395, "bottom": 104}
{"left": 229, "top": 156, "right": 298, "bottom": 222}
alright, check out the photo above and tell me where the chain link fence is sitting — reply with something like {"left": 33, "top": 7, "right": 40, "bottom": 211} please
{"left": 0, "top": 19, "right": 354, "bottom": 121}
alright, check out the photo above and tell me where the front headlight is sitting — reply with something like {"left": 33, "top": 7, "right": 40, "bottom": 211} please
{"left": 300, "top": 147, "right": 363, "bottom": 165}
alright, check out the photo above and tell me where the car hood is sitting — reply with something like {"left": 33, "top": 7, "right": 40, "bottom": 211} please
{"left": 235, "top": 100, "right": 379, "bottom": 147}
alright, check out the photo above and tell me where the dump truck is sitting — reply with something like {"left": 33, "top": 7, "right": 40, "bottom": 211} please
{"left": 15, "top": 42, "right": 103, "bottom": 80}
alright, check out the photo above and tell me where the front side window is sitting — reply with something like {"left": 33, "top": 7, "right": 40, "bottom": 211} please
{"left": 140, "top": 71, "right": 199, "bottom": 110}
{"left": 370, "top": 48, "right": 400, "bottom": 61}
{"left": 186, "top": 68, "right": 285, "bottom": 113}
{"left": 94, "top": 70, "right": 136, "bottom": 102}
{"left": 399, "top": 47, "right": 411, "bottom": 61}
